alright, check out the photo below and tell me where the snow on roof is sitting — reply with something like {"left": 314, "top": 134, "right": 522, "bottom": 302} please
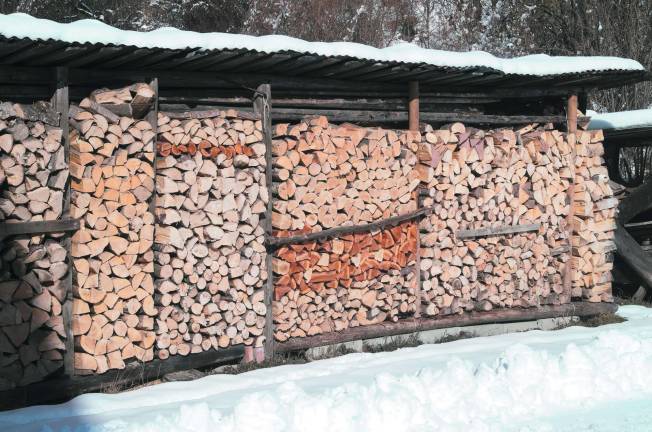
{"left": 588, "top": 109, "right": 652, "bottom": 130}
{"left": 0, "top": 13, "right": 645, "bottom": 77}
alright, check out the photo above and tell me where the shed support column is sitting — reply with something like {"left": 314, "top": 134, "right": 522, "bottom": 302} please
{"left": 564, "top": 94, "right": 578, "bottom": 297}
{"left": 254, "top": 84, "right": 275, "bottom": 362}
{"left": 51, "top": 66, "right": 76, "bottom": 377}
{"left": 408, "top": 81, "right": 419, "bottom": 132}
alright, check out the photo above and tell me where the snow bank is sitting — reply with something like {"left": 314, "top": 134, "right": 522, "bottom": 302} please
{"left": 0, "top": 13, "right": 644, "bottom": 77}
{"left": 588, "top": 109, "right": 652, "bottom": 130}
{"left": 2, "top": 306, "right": 652, "bottom": 431}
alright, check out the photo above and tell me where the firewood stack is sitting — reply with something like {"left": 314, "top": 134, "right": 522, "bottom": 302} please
{"left": 572, "top": 127, "right": 616, "bottom": 302}
{"left": 271, "top": 117, "right": 421, "bottom": 341}
{"left": 69, "top": 84, "right": 157, "bottom": 374}
{"left": 272, "top": 222, "right": 418, "bottom": 341}
{"left": 417, "top": 122, "right": 574, "bottom": 316}
{"left": 271, "top": 117, "right": 421, "bottom": 233}
{"left": 0, "top": 101, "right": 68, "bottom": 389}
{"left": 154, "top": 111, "right": 268, "bottom": 358}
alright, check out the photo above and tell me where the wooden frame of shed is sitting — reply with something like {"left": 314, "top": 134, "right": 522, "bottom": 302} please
{"left": 0, "top": 34, "right": 648, "bottom": 408}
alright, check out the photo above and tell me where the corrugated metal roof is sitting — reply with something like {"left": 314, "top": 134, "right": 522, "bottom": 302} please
{"left": 0, "top": 35, "right": 648, "bottom": 91}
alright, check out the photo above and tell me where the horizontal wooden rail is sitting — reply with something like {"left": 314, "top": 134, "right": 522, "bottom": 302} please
{"left": 276, "top": 302, "right": 617, "bottom": 352}
{"left": 456, "top": 223, "right": 540, "bottom": 239}
{"left": 0, "top": 218, "right": 79, "bottom": 240}
{"left": 268, "top": 207, "right": 428, "bottom": 248}
{"left": 270, "top": 109, "right": 590, "bottom": 125}
{"left": 163, "top": 109, "right": 260, "bottom": 121}
{"left": 0, "top": 344, "right": 245, "bottom": 411}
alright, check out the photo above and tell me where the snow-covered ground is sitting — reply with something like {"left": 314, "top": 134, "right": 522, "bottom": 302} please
{"left": 2, "top": 306, "right": 652, "bottom": 432}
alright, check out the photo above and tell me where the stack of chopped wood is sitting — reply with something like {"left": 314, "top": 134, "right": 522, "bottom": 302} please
{"left": 417, "top": 122, "right": 574, "bottom": 315}
{"left": 272, "top": 222, "right": 418, "bottom": 341}
{"left": 572, "top": 128, "right": 616, "bottom": 302}
{"left": 271, "top": 116, "right": 421, "bottom": 233}
{"left": 0, "top": 101, "right": 68, "bottom": 390}
{"left": 0, "top": 102, "right": 66, "bottom": 221}
{"left": 154, "top": 111, "right": 268, "bottom": 357}
{"left": 69, "top": 84, "right": 157, "bottom": 374}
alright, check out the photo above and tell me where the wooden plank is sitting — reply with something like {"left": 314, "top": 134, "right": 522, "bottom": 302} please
{"left": 276, "top": 302, "right": 617, "bottom": 352}
{"left": 254, "top": 83, "right": 275, "bottom": 360}
{"left": 564, "top": 94, "right": 578, "bottom": 296}
{"left": 0, "top": 345, "right": 244, "bottom": 411}
{"left": 270, "top": 108, "right": 581, "bottom": 125}
{"left": 614, "top": 222, "right": 652, "bottom": 290}
{"left": 0, "top": 218, "right": 79, "bottom": 240}
{"left": 269, "top": 207, "right": 430, "bottom": 248}
{"left": 52, "top": 66, "right": 75, "bottom": 377}
{"left": 146, "top": 77, "right": 159, "bottom": 218}
{"left": 618, "top": 178, "right": 652, "bottom": 223}
{"left": 408, "top": 81, "right": 419, "bottom": 131}
{"left": 164, "top": 108, "right": 260, "bottom": 121}
{"left": 456, "top": 223, "right": 540, "bottom": 240}
{"left": 413, "top": 190, "right": 422, "bottom": 318}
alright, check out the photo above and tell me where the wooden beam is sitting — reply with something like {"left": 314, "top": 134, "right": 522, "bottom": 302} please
{"left": 268, "top": 207, "right": 429, "bottom": 248}
{"left": 456, "top": 223, "right": 540, "bottom": 240}
{"left": 0, "top": 345, "right": 244, "bottom": 411}
{"left": 254, "top": 83, "right": 275, "bottom": 361}
{"left": 408, "top": 81, "right": 419, "bottom": 131}
{"left": 51, "top": 66, "right": 75, "bottom": 377}
{"left": 618, "top": 178, "right": 652, "bottom": 223}
{"left": 269, "top": 108, "right": 581, "bottom": 125}
{"left": 146, "top": 77, "right": 159, "bottom": 219}
{"left": 614, "top": 222, "right": 652, "bottom": 290}
{"left": 413, "top": 190, "right": 422, "bottom": 318}
{"left": 564, "top": 94, "right": 578, "bottom": 296}
{"left": 163, "top": 108, "right": 260, "bottom": 121}
{"left": 276, "top": 302, "right": 617, "bottom": 352}
{"left": 0, "top": 218, "right": 79, "bottom": 240}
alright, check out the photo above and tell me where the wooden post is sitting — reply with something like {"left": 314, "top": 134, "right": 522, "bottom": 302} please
{"left": 413, "top": 189, "right": 422, "bottom": 318}
{"left": 146, "top": 78, "right": 159, "bottom": 217}
{"left": 51, "top": 66, "right": 75, "bottom": 376}
{"left": 408, "top": 81, "right": 419, "bottom": 131}
{"left": 564, "top": 94, "right": 578, "bottom": 296}
{"left": 253, "top": 84, "right": 275, "bottom": 361}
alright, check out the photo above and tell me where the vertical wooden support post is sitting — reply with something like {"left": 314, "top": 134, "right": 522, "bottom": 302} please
{"left": 413, "top": 189, "right": 422, "bottom": 318}
{"left": 52, "top": 67, "right": 75, "bottom": 376}
{"left": 254, "top": 84, "right": 275, "bottom": 361}
{"left": 408, "top": 81, "right": 419, "bottom": 132}
{"left": 146, "top": 78, "right": 159, "bottom": 217}
{"left": 564, "top": 94, "right": 578, "bottom": 296}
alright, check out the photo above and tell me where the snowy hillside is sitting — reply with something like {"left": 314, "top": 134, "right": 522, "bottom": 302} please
{"left": 1, "top": 306, "right": 652, "bottom": 431}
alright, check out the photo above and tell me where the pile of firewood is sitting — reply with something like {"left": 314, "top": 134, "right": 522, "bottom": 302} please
{"left": 0, "top": 102, "right": 66, "bottom": 221}
{"left": 272, "top": 222, "right": 418, "bottom": 341}
{"left": 417, "top": 122, "right": 574, "bottom": 315}
{"left": 271, "top": 117, "right": 421, "bottom": 233}
{"left": 154, "top": 111, "right": 268, "bottom": 357}
{"left": 572, "top": 128, "right": 616, "bottom": 302}
{"left": 0, "top": 101, "right": 68, "bottom": 389}
{"left": 70, "top": 84, "right": 157, "bottom": 374}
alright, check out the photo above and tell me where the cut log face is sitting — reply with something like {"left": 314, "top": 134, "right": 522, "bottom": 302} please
{"left": 70, "top": 83, "right": 157, "bottom": 374}
{"left": 271, "top": 117, "right": 421, "bottom": 234}
{"left": 0, "top": 100, "right": 68, "bottom": 390}
{"left": 272, "top": 221, "right": 418, "bottom": 342}
{"left": 154, "top": 110, "right": 268, "bottom": 356}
